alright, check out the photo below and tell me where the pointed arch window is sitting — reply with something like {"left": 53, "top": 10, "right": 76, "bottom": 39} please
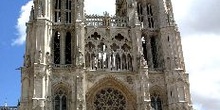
{"left": 127, "top": 54, "right": 133, "bottom": 71}
{"left": 137, "top": 3, "right": 143, "bottom": 22}
{"left": 151, "top": 96, "right": 162, "bottom": 110}
{"left": 53, "top": 31, "right": 72, "bottom": 65}
{"left": 65, "top": 0, "right": 72, "bottom": 23}
{"left": 122, "top": 54, "right": 127, "bottom": 70}
{"left": 55, "top": 0, "right": 62, "bottom": 22}
{"left": 85, "top": 32, "right": 133, "bottom": 71}
{"left": 65, "top": 32, "right": 72, "bottom": 64}
{"left": 151, "top": 36, "right": 158, "bottom": 68}
{"left": 54, "top": 90, "right": 67, "bottom": 110}
{"left": 54, "top": 31, "right": 61, "bottom": 64}
{"left": 116, "top": 53, "right": 121, "bottom": 70}
{"left": 147, "top": 4, "right": 154, "bottom": 28}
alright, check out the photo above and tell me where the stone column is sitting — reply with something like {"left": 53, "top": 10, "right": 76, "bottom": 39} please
{"left": 139, "top": 56, "right": 151, "bottom": 110}
{"left": 32, "top": 65, "right": 47, "bottom": 110}
{"left": 75, "top": 69, "right": 86, "bottom": 110}
{"left": 146, "top": 37, "right": 153, "bottom": 69}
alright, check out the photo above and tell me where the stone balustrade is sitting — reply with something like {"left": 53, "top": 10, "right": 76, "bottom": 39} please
{"left": 85, "top": 14, "right": 128, "bottom": 27}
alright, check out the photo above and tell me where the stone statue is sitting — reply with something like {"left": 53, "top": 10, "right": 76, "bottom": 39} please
{"left": 46, "top": 52, "right": 51, "bottom": 65}
{"left": 140, "top": 55, "right": 148, "bottom": 67}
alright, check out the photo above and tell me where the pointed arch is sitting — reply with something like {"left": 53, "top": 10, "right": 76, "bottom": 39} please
{"left": 86, "top": 76, "right": 136, "bottom": 110}
{"left": 52, "top": 82, "right": 71, "bottom": 110}
{"left": 150, "top": 85, "right": 166, "bottom": 110}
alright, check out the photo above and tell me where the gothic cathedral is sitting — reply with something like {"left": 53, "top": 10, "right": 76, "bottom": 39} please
{"left": 20, "top": 0, "right": 193, "bottom": 110}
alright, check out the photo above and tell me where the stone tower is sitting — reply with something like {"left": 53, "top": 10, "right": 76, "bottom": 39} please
{"left": 20, "top": 0, "right": 193, "bottom": 110}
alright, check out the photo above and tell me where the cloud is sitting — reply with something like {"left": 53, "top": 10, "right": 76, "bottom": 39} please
{"left": 174, "top": 0, "right": 220, "bottom": 36}
{"left": 12, "top": 0, "right": 33, "bottom": 46}
{"left": 182, "top": 34, "right": 220, "bottom": 110}
{"left": 173, "top": 0, "right": 220, "bottom": 109}
{"left": 84, "top": 0, "right": 115, "bottom": 15}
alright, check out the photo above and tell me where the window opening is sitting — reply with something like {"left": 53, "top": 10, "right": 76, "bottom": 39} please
{"left": 151, "top": 37, "right": 158, "bottom": 68}
{"left": 91, "top": 32, "right": 101, "bottom": 40}
{"left": 94, "top": 88, "right": 126, "bottom": 110}
{"left": 54, "top": 90, "right": 67, "bottom": 110}
{"left": 54, "top": 31, "right": 61, "bottom": 64}
{"left": 127, "top": 54, "right": 132, "bottom": 71}
{"left": 55, "top": 0, "right": 61, "bottom": 22}
{"left": 151, "top": 96, "right": 162, "bottom": 110}
{"left": 122, "top": 54, "right": 127, "bottom": 70}
{"left": 65, "top": 32, "right": 71, "bottom": 64}
{"left": 137, "top": 3, "right": 143, "bottom": 22}
{"left": 147, "top": 4, "right": 154, "bottom": 28}
{"left": 116, "top": 53, "right": 121, "bottom": 70}
{"left": 65, "top": 0, "right": 71, "bottom": 23}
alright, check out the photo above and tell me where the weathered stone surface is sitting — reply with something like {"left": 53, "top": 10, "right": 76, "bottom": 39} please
{"left": 20, "top": 0, "right": 193, "bottom": 110}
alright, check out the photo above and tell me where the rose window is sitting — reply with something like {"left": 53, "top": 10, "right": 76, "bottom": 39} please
{"left": 93, "top": 88, "right": 126, "bottom": 110}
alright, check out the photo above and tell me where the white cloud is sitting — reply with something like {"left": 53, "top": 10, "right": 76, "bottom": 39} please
{"left": 173, "top": 0, "right": 220, "bottom": 109}
{"left": 84, "top": 0, "right": 115, "bottom": 15}
{"left": 182, "top": 34, "right": 220, "bottom": 110}
{"left": 12, "top": 0, "right": 33, "bottom": 46}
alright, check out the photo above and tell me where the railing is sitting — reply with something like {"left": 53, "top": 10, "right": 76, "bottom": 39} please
{"left": 52, "top": 64, "right": 72, "bottom": 68}
{"left": 85, "top": 14, "right": 128, "bottom": 27}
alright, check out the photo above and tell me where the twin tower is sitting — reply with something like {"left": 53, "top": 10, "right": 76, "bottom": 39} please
{"left": 20, "top": 0, "right": 193, "bottom": 110}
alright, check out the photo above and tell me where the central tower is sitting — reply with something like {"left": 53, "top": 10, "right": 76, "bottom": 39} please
{"left": 20, "top": 0, "right": 193, "bottom": 110}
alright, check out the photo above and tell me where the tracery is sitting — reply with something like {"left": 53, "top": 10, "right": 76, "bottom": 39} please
{"left": 85, "top": 32, "right": 133, "bottom": 71}
{"left": 93, "top": 88, "right": 126, "bottom": 110}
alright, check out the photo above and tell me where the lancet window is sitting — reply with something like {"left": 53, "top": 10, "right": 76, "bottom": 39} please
{"left": 85, "top": 32, "right": 133, "bottom": 71}
{"left": 54, "top": 89, "right": 68, "bottom": 110}
{"left": 65, "top": 0, "right": 72, "bottom": 23}
{"left": 53, "top": 31, "right": 72, "bottom": 65}
{"left": 141, "top": 36, "right": 160, "bottom": 69}
{"left": 65, "top": 32, "right": 72, "bottom": 64}
{"left": 151, "top": 36, "right": 158, "bottom": 68}
{"left": 137, "top": 3, "right": 143, "bottom": 22}
{"left": 151, "top": 95, "right": 162, "bottom": 110}
{"left": 54, "top": 31, "right": 61, "bottom": 64}
{"left": 54, "top": 0, "right": 61, "bottom": 22}
{"left": 147, "top": 4, "right": 154, "bottom": 28}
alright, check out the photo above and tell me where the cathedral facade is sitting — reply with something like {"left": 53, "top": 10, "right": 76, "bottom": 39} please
{"left": 20, "top": 0, "right": 193, "bottom": 110}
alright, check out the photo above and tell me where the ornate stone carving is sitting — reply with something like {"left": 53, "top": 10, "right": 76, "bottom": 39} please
{"left": 126, "top": 76, "right": 133, "bottom": 84}
{"left": 87, "top": 74, "right": 95, "bottom": 83}
{"left": 45, "top": 52, "right": 51, "bottom": 65}
{"left": 37, "top": 50, "right": 42, "bottom": 64}
{"left": 24, "top": 55, "right": 31, "bottom": 68}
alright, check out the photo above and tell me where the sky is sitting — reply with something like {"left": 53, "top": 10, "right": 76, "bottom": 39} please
{"left": 0, "top": 0, "right": 220, "bottom": 110}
